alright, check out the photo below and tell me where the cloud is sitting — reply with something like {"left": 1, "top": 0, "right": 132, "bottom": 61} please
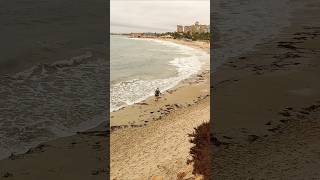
{"left": 111, "top": 0, "right": 210, "bottom": 33}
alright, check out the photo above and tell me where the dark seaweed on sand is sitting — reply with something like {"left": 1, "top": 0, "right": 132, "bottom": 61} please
{"left": 187, "top": 122, "right": 211, "bottom": 179}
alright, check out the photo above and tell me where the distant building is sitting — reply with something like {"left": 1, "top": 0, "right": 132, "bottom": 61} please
{"left": 129, "top": 33, "right": 143, "bottom": 38}
{"left": 200, "top": 25, "right": 209, "bottom": 33}
{"left": 181, "top": 21, "right": 210, "bottom": 34}
{"left": 177, "top": 25, "right": 183, "bottom": 33}
{"left": 128, "top": 32, "right": 156, "bottom": 38}
{"left": 191, "top": 25, "right": 197, "bottom": 34}
{"left": 184, "top": 26, "right": 192, "bottom": 34}
{"left": 143, "top": 32, "right": 157, "bottom": 38}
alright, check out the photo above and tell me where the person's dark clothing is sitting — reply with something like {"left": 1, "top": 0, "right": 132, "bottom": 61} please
{"left": 155, "top": 89, "right": 160, "bottom": 97}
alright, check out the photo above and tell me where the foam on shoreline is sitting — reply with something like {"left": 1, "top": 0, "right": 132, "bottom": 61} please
{"left": 110, "top": 38, "right": 209, "bottom": 112}
{"left": 0, "top": 51, "right": 107, "bottom": 160}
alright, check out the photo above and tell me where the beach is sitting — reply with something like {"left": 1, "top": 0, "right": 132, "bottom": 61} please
{"left": 0, "top": 39, "right": 210, "bottom": 179}
{"left": 211, "top": 0, "right": 320, "bottom": 178}
{"left": 110, "top": 38, "right": 210, "bottom": 179}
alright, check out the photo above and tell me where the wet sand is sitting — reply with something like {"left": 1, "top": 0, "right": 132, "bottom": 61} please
{"left": 110, "top": 40, "right": 210, "bottom": 179}
{"left": 0, "top": 127, "right": 108, "bottom": 180}
{"left": 0, "top": 40, "right": 209, "bottom": 179}
{"left": 111, "top": 70, "right": 209, "bottom": 128}
{"left": 166, "top": 39, "right": 210, "bottom": 53}
{"left": 212, "top": 0, "right": 320, "bottom": 178}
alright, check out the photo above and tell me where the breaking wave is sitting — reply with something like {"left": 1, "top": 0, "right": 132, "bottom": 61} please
{"left": 110, "top": 39, "right": 208, "bottom": 112}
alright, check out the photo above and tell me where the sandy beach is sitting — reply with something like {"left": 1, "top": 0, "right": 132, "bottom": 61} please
{"left": 0, "top": 39, "right": 210, "bottom": 179}
{"left": 111, "top": 95, "right": 209, "bottom": 179}
{"left": 211, "top": 0, "right": 320, "bottom": 178}
{"left": 110, "top": 39, "right": 210, "bottom": 179}
{"left": 0, "top": 126, "right": 108, "bottom": 180}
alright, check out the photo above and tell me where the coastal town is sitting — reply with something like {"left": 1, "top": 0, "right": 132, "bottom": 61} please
{"left": 111, "top": 21, "right": 210, "bottom": 40}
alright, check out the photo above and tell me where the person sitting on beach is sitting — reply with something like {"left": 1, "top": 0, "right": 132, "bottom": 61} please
{"left": 155, "top": 88, "right": 161, "bottom": 101}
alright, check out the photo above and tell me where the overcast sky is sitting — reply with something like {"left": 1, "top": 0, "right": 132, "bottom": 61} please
{"left": 111, "top": 0, "right": 210, "bottom": 33}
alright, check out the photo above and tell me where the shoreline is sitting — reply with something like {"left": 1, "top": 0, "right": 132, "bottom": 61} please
{"left": 110, "top": 38, "right": 210, "bottom": 128}
{"left": 125, "top": 36, "right": 210, "bottom": 53}
{"left": 0, "top": 39, "right": 210, "bottom": 179}
{"left": 110, "top": 38, "right": 210, "bottom": 179}
{"left": 0, "top": 49, "right": 107, "bottom": 161}
{"left": 110, "top": 37, "right": 209, "bottom": 113}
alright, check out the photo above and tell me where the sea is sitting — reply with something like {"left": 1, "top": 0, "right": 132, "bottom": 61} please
{"left": 110, "top": 35, "right": 209, "bottom": 112}
{"left": 0, "top": 0, "right": 107, "bottom": 160}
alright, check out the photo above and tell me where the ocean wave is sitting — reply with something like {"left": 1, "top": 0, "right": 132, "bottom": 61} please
{"left": 0, "top": 51, "right": 107, "bottom": 160}
{"left": 110, "top": 39, "right": 208, "bottom": 112}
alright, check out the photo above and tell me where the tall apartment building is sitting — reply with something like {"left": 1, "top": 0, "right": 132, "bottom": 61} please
{"left": 177, "top": 25, "right": 183, "bottom": 33}
{"left": 191, "top": 25, "right": 197, "bottom": 34}
{"left": 184, "top": 26, "right": 192, "bottom": 34}
{"left": 178, "top": 21, "right": 210, "bottom": 34}
{"left": 200, "top": 25, "right": 209, "bottom": 33}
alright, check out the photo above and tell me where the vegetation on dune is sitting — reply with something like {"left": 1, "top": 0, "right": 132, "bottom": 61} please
{"left": 187, "top": 122, "right": 211, "bottom": 179}
{"left": 158, "top": 32, "right": 211, "bottom": 41}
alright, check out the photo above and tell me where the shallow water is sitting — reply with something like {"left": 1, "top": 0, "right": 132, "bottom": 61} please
{"left": 0, "top": 0, "right": 107, "bottom": 160}
{"left": 110, "top": 36, "right": 209, "bottom": 112}
{"left": 0, "top": 52, "right": 108, "bottom": 160}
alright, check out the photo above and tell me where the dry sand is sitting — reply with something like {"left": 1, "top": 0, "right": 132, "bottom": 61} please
{"left": 111, "top": 97, "right": 209, "bottom": 179}
{"left": 110, "top": 40, "right": 210, "bottom": 179}
{"left": 0, "top": 40, "right": 210, "bottom": 179}
{"left": 0, "top": 125, "right": 108, "bottom": 180}
{"left": 212, "top": 0, "right": 320, "bottom": 179}
{"left": 166, "top": 39, "right": 210, "bottom": 53}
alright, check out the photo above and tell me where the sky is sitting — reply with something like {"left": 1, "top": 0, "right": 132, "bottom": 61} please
{"left": 111, "top": 0, "right": 210, "bottom": 33}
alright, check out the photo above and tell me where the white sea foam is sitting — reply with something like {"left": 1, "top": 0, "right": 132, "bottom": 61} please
{"left": 110, "top": 39, "right": 208, "bottom": 112}
{"left": 0, "top": 52, "right": 107, "bottom": 160}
